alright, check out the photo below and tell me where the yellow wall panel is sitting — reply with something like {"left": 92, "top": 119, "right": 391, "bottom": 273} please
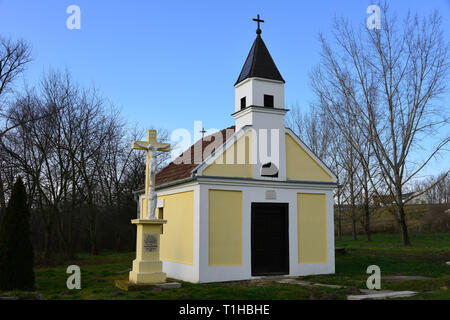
{"left": 208, "top": 190, "right": 242, "bottom": 266}
{"left": 297, "top": 193, "right": 327, "bottom": 264}
{"left": 203, "top": 131, "right": 253, "bottom": 178}
{"left": 285, "top": 133, "right": 333, "bottom": 182}
{"left": 158, "top": 191, "right": 194, "bottom": 265}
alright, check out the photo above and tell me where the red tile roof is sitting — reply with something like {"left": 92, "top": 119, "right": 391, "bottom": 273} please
{"left": 137, "top": 126, "right": 235, "bottom": 191}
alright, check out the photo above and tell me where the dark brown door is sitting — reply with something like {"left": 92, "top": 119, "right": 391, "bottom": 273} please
{"left": 251, "top": 203, "right": 289, "bottom": 276}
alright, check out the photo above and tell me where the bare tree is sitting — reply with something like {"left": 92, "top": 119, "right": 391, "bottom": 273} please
{"left": 286, "top": 104, "right": 332, "bottom": 162}
{"left": 329, "top": 128, "right": 349, "bottom": 241}
{"left": 2, "top": 71, "right": 83, "bottom": 258}
{"left": 0, "top": 38, "right": 34, "bottom": 137}
{"left": 0, "top": 37, "right": 32, "bottom": 219}
{"left": 311, "top": 2, "right": 450, "bottom": 245}
{"left": 417, "top": 171, "right": 450, "bottom": 204}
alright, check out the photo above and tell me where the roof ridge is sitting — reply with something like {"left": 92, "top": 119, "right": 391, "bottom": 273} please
{"left": 248, "top": 35, "right": 259, "bottom": 78}
{"left": 145, "top": 125, "right": 235, "bottom": 189}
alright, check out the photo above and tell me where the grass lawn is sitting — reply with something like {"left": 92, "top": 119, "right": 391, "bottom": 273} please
{"left": 1, "top": 232, "right": 449, "bottom": 300}
{"left": 304, "top": 232, "right": 450, "bottom": 299}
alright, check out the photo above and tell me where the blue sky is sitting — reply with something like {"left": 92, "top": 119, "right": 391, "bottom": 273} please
{"left": 0, "top": 0, "right": 449, "bottom": 177}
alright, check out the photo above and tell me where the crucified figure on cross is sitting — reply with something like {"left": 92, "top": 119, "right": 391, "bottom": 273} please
{"left": 132, "top": 130, "right": 170, "bottom": 219}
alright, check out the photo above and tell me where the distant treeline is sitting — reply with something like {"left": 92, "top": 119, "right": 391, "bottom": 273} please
{"left": 336, "top": 203, "right": 450, "bottom": 236}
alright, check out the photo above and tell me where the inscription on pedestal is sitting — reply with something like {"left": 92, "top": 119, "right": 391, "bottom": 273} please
{"left": 144, "top": 234, "right": 158, "bottom": 252}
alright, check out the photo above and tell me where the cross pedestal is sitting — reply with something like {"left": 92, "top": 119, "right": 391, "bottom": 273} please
{"left": 129, "top": 219, "right": 167, "bottom": 284}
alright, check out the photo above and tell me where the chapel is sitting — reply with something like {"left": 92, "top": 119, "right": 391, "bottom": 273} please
{"left": 135, "top": 17, "right": 337, "bottom": 283}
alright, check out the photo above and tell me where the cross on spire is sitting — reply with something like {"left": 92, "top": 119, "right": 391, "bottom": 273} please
{"left": 200, "top": 127, "right": 207, "bottom": 139}
{"left": 253, "top": 14, "right": 264, "bottom": 35}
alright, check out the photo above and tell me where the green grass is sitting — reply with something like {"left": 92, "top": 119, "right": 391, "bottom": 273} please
{"left": 1, "top": 232, "right": 449, "bottom": 300}
{"left": 336, "top": 232, "right": 450, "bottom": 256}
{"left": 1, "top": 251, "right": 351, "bottom": 300}
{"left": 304, "top": 232, "right": 450, "bottom": 299}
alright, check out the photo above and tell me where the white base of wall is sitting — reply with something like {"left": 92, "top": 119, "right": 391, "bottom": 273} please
{"left": 162, "top": 260, "right": 198, "bottom": 283}
{"left": 197, "top": 265, "right": 335, "bottom": 284}
{"left": 294, "top": 263, "right": 335, "bottom": 277}
{"left": 163, "top": 260, "right": 334, "bottom": 284}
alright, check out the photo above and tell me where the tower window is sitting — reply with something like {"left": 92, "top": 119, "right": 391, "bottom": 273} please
{"left": 264, "top": 95, "right": 274, "bottom": 107}
{"left": 240, "top": 97, "right": 246, "bottom": 109}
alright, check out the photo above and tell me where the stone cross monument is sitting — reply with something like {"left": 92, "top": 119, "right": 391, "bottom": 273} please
{"left": 128, "top": 129, "right": 170, "bottom": 285}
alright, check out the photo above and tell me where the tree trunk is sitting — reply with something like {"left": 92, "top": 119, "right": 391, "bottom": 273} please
{"left": 395, "top": 179, "right": 411, "bottom": 246}
{"left": 0, "top": 173, "right": 6, "bottom": 222}
{"left": 337, "top": 205, "right": 343, "bottom": 241}
{"left": 351, "top": 210, "right": 357, "bottom": 241}
{"left": 398, "top": 204, "right": 411, "bottom": 246}
{"left": 0, "top": 170, "right": 9, "bottom": 229}
{"left": 362, "top": 168, "right": 371, "bottom": 241}
{"left": 54, "top": 206, "right": 75, "bottom": 259}
{"left": 350, "top": 174, "right": 357, "bottom": 240}
{"left": 114, "top": 195, "right": 121, "bottom": 252}
{"left": 364, "top": 204, "right": 371, "bottom": 241}
{"left": 43, "top": 217, "right": 53, "bottom": 262}
{"left": 115, "top": 232, "right": 121, "bottom": 252}
{"left": 88, "top": 205, "right": 98, "bottom": 255}
{"left": 336, "top": 179, "right": 343, "bottom": 241}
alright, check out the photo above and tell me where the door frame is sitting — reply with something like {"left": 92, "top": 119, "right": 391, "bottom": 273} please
{"left": 251, "top": 202, "right": 289, "bottom": 276}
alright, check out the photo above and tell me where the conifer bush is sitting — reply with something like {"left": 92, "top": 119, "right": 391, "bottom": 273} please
{"left": 0, "top": 177, "right": 35, "bottom": 290}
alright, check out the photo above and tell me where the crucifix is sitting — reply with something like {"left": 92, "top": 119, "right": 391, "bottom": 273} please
{"left": 253, "top": 14, "right": 264, "bottom": 35}
{"left": 199, "top": 127, "right": 207, "bottom": 161}
{"left": 132, "top": 130, "right": 170, "bottom": 219}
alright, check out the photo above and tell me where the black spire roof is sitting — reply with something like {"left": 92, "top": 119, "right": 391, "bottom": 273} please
{"left": 235, "top": 34, "right": 285, "bottom": 85}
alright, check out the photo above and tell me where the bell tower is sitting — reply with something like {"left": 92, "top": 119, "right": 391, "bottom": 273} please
{"left": 232, "top": 15, "right": 288, "bottom": 180}
{"left": 233, "top": 15, "right": 287, "bottom": 132}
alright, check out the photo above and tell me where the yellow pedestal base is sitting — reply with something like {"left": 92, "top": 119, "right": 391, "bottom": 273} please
{"left": 129, "top": 219, "right": 167, "bottom": 285}
{"left": 129, "top": 270, "right": 166, "bottom": 283}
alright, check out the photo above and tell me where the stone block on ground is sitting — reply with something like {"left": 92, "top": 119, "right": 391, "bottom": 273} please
{"left": 115, "top": 279, "right": 181, "bottom": 291}
{"left": 116, "top": 268, "right": 132, "bottom": 274}
{"left": 359, "top": 289, "right": 394, "bottom": 294}
{"left": 347, "top": 291, "right": 417, "bottom": 300}
{"left": 276, "top": 279, "right": 314, "bottom": 287}
{"left": 313, "top": 283, "right": 342, "bottom": 289}
{"left": 381, "top": 276, "right": 431, "bottom": 281}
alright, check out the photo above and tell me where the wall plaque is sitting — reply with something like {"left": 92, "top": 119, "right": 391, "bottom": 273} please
{"left": 265, "top": 189, "right": 277, "bottom": 200}
{"left": 144, "top": 234, "right": 158, "bottom": 252}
